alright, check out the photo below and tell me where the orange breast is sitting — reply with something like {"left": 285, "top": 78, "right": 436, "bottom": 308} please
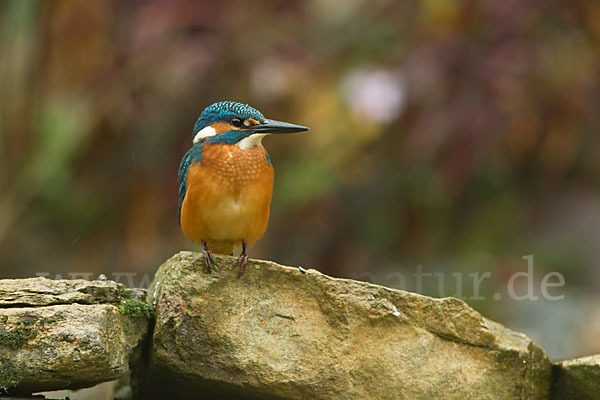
{"left": 180, "top": 143, "right": 274, "bottom": 254}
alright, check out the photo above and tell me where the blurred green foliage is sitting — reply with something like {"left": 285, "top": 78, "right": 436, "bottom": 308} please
{"left": 1, "top": 0, "right": 599, "bottom": 359}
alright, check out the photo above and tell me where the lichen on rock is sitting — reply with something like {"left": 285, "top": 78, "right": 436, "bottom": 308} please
{"left": 0, "top": 359, "right": 23, "bottom": 391}
{"left": 0, "top": 278, "right": 150, "bottom": 395}
{"left": 0, "top": 316, "right": 38, "bottom": 350}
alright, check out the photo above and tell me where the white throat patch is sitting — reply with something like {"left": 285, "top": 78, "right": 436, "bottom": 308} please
{"left": 237, "top": 134, "right": 267, "bottom": 150}
{"left": 193, "top": 126, "right": 217, "bottom": 143}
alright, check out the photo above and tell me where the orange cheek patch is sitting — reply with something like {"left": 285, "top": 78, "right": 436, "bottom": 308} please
{"left": 211, "top": 122, "right": 237, "bottom": 133}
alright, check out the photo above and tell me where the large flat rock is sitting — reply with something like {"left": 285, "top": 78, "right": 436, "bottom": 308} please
{"left": 0, "top": 278, "right": 150, "bottom": 394}
{"left": 140, "top": 251, "right": 552, "bottom": 399}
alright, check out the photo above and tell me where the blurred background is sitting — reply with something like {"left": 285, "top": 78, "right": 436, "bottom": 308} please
{"left": 1, "top": 0, "right": 599, "bottom": 361}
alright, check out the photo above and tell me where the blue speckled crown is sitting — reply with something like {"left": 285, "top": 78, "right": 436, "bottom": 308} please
{"left": 193, "top": 101, "right": 265, "bottom": 136}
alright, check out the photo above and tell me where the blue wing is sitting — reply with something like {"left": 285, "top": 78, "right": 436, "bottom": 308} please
{"left": 177, "top": 143, "right": 203, "bottom": 224}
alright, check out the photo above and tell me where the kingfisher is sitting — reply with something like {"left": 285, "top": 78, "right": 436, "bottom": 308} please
{"left": 178, "top": 101, "right": 309, "bottom": 277}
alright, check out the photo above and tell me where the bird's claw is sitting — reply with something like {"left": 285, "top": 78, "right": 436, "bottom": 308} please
{"left": 238, "top": 254, "right": 248, "bottom": 278}
{"left": 201, "top": 242, "right": 212, "bottom": 274}
{"left": 238, "top": 241, "right": 248, "bottom": 278}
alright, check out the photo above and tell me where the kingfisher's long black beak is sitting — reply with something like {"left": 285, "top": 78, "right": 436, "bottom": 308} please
{"left": 249, "top": 119, "right": 309, "bottom": 134}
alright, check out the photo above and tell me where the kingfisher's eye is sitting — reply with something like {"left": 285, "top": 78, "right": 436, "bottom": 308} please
{"left": 231, "top": 118, "right": 243, "bottom": 127}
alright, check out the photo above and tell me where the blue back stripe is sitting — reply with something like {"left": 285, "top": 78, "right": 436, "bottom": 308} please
{"left": 177, "top": 142, "right": 203, "bottom": 224}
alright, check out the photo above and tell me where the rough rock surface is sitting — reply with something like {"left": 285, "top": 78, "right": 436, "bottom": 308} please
{"left": 140, "top": 251, "right": 552, "bottom": 400}
{"left": 552, "top": 354, "right": 600, "bottom": 400}
{"left": 0, "top": 277, "right": 146, "bottom": 308}
{"left": 0, "top": 278, "right": 150, "bottom": 394}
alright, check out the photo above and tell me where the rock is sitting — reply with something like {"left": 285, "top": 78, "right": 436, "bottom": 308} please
{"left": 0, "top": 278, "right": 151, "bottom": 394}
{"left": 139, "top": 251, "right": 552, "bottom": 399}
{"left": 0, "top": 277, "right": 146, "bottom": 307}
{"left": 552, "top": 354, "right": 600, "bottom": 400}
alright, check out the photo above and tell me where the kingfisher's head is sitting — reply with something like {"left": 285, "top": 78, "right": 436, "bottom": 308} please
{"left": 192, "top": 101, "right": 309, "bottom": 148}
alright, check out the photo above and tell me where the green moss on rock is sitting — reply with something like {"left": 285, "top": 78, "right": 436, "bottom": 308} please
{"left": 119, "top": 299, "right": 154, "bottom": 318}
{"left": 0, "top": 315, "right": 63, "bottom": 350}
{"left": 0, "top": 317, "right": 38, "bottom": 350}
{"left": 0, "top": 359, "right": 22, "bottom": 390}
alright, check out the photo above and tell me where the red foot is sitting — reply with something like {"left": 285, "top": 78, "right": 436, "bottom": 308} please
{"left": 238, "top": 241, "right": 248, "bottom": 278}
{"left": 202, "top": 241, "right": 212, "bottom": 273}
